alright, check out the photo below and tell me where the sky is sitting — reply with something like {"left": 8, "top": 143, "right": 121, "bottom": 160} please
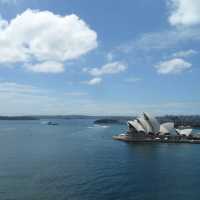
{"left": 0, "top": 0, "right": 199, "bottom": 116}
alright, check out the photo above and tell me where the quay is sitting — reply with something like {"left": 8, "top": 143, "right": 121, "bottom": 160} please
{"left": 113, "top": 135, "right": 200, "bottom": 144}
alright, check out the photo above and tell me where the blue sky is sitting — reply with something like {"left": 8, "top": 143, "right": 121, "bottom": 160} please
{"left": 0, "top": 0, "right": 199, "bottom": 115}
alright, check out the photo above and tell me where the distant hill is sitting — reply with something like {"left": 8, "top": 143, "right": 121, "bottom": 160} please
{"left": 0, "top": 115, "right": 133, "bottom": 120}
{"left": 94, "top": 115, "right": 200, "bottom": 128}
{"left": 157, "top": 115, "right": 200, "bottom": 128}
{"left": 0, "top": 115, "right": 200, "bottom": 128}
{"left": 0, "top": 116, "right": 38, "bottom": 120}
{"left": 94, "top": 119, "right": 125, "bottom": 125}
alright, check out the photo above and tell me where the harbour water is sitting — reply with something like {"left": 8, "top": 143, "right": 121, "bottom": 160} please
{"left": 0, "top": 119, "right": 200, "bottom": 200}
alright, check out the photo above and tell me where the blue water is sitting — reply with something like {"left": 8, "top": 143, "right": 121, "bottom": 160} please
{"left": 0, "top": 119, "right": 200, "bottom": 200}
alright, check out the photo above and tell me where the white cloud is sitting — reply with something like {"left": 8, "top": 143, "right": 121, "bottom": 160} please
{"left": 116, "top": 1, "right": 200, "bottom": 54}
{"left": 172, "top": 49, "right": 197, "bottom": 58}
{"left": 0, "top": 82, "right": 200, "bottom": 115}
{"left": 0, "top": 0, "right": 16, "bottom": 4}
{"left": 0, "top": 81, "right": 91, "bottom": 115}
{"left": 106, "top": 52, "right": 114, "bottom": 62}
{"left": 0, "top": 82, "right": 42, "bottom": 94}
{"left": 0, "top": 82, "right": 52, "bottom": 115}
{"left": 0, "top": 9, "right": 97, "bottom": 73}
{"left": 168, "top": 0, "right": 200, "bottom": 26}
{"left": 118, "top": 27, "right": 200, "bottom": 53}
{"left": 125, "top": 77, "right": 142, "bottom": 83}
{"left": 65, "top": 92, "right": 88, "bottom": 96}
{"left": 83, "top": 61, "right": 127, "bottom": 85}
{"left": 25, "top": 61, "right": 64, "bottom": 73}
{"left": 82, "top": 67, "right": 89, "bottom": 72}
{"left": 85, "top": 77, "right": 102, "bottom": 85}
{"left": 155, "top": 58, "right": 192, "bottom": 74}
{"left": 87, "top": 61, "right": 127, "bottom": 76}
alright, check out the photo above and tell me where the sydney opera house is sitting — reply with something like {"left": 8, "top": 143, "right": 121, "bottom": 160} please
{"left": 113, "top": 112, "right": 200, "bottom": 143}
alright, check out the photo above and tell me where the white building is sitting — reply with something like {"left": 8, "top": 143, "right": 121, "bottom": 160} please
{"left": 127, "top": 112, "right": 194, "bottom": 137}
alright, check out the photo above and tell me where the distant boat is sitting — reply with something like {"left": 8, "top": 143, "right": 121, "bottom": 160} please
{"left": 47, "top": 121, "right": 59, "bottom": 126}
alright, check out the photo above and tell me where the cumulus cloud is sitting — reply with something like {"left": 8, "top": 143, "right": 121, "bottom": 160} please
{"left": 85, "top": 77, "right": 102, "bottom": 85}
{"left": 172, "top": 49, "right": 197, "bottom": 58}
{"left": 155, "top": 58, "right": 192, "bottom": 74}
{"left": 168, "top": 0, "right": 200, "bottom": 26}
{"left": 0, "top": 9, "right": 97, "bottom": 73}
{"left": 87, "top": 61, "right": 127, "bottom": 76}
{"left": 83, "top": 61, "right": 126, "bottom": 85}
{"left": 25, "top": 61, "right": 64, "bottom": 73}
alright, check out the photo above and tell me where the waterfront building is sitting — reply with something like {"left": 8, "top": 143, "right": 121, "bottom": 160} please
{"left": 127, "top": 112, "right": 194, "bottom": 137}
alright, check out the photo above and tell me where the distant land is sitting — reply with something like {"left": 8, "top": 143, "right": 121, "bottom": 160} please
{"left": 95, "top": 115, "right": 200, "bottom": 128}
{"left": 0, "top": 115, "right": 96, "bottom": 120}
{"left": 94, "top": 119, "right": 124, "bottom": 125}
{"left": 0, "top": 115, "right": 200, "bottom": 128}
{"left": 0, "top": 115, "right": 132, "bottom": 120}
{"left": 0, "top": 116, "right": 38, "bottom": 120}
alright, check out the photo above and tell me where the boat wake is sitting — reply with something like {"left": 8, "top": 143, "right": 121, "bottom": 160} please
{"left": 88, "top": 124, "right": 110, "bottom": 129}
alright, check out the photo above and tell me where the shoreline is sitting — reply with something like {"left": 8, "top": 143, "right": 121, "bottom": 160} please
{"left": 113, "top": 135, "right": 200, "bottom": 144}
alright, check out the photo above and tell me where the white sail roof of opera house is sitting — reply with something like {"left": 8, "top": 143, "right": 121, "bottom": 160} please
{"left": 143, "top": 112, "right": 160, "bottom": 134}
{"left": 176, "top": 129, "right": 193, "bottom": 137}
{"left": 127, "top": 112, "right": 160, "bottom": 134}
{"left": 127, "top": 112, "right": 196, "bottom": 137}
{"left": 128, "top": 120, "right": 146, "bottom": 133}
{"left": 137, "top": 117, "right": 153, "bottom": 133}
{"left": 159, "top": 122, "right": 177, "bottom": 135}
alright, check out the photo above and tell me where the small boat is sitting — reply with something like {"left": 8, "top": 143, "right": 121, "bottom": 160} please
{"left": 47, "top": 121, "right": 59, "bottom": 126}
